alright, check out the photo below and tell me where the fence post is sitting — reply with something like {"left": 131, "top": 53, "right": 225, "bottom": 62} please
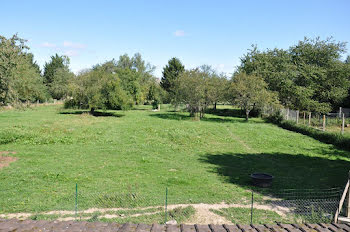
{"left": 340, "top": 107, "right": 342, "bottom": 118}
{"left": 296, "top": 110, "right": 299, "bottom": 124}
{"left": 308, "top": 112, "right": 311, "bottom": 126}
{"left": 286, "top": 108, "right": 289, "bottom": 120}
{"left": 323, "top": 115, "right": 326, "bottom": 131}
{"left": 348, "top": 171, "right": 350, "bottom": 218}
{"left": 250, "top": 190, "right": 254, "bottom": 224}
{"left": 342, "top": 113, "right": 345, "bottom": 134}
{"left": 75, "top": 183, "right": 78, "bottom": 221}
{"left": 164, "top": 187, "right": 168, "bottom": 224}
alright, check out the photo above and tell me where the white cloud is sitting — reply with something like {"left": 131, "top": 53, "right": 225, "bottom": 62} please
{"left": 40, "top": 42, "right": 56, "bottom": 48}
{"left": 64, "top": 50, "right": 79, "bottom": 57}
{"left": 174, "top": 30, "right": 185, "bottom": 37}
{"left": 217, "top": 64, "right": 225, "bottom": 70}
{"left": 63, "top": 41, "right": 86, "bottom": 49}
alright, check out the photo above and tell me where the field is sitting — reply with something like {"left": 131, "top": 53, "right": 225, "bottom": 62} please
{"left": 0, "top": 104, "right": 349, "bottom": 223}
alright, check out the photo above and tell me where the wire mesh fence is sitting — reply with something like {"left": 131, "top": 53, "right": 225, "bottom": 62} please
{"left": 0, "top": 184, "right": 345, "bottom": 225}
{"left": 261, "top": 188, "right": 342, "bottom": 224}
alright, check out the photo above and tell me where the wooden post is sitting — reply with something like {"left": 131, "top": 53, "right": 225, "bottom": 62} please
{"left": 308, "top": 112, "right": 311, "bottom": 126}
{"left": 296, "top": 110, "right": 299, "bottom": 124}
{"left": 303, "top": 112, "right": 306, "bottom": 125}
{"left": 286, "top": 108, "right": 289, "bottom": 120}
{"left": 322, "top": 115, "right": 326, "bottom": 131}
{"left": 348, "top": 171, "right": 350, "bottom": 218}
{"left": 334, "top": 171, "right": 350, "bottom": 223}
{"left": 340, "top": 107, "right": 342, "bottom": 118}
{"left": 342, "top": 113, "right": 345, "bottom": 134}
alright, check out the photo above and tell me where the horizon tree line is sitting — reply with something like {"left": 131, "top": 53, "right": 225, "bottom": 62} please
{"left": 1, "top": 34, "right": 350, "bottom": 120}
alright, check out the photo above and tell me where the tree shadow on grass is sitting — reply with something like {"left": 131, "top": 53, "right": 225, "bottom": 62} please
{"left": 206, "top": 108, "right": 245, "bottom": 118}
{"left": 59, "top": 110, "right": 124, "bottom": 117}
{"left": 149, "top": 113, "right": 191, "bottom": 121}
{"left": 199, "top": 152, "right": 349, "bottom": 194}
{"left": 150, "top": 113, "right": 263, "bottom": 124}
{"left": 201, "top": 152, "right": 349, "bottom": 218}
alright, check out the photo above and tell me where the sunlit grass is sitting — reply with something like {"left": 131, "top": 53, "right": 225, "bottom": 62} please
{"left": 0, "top": 104, "right": 349, "bottom": 214}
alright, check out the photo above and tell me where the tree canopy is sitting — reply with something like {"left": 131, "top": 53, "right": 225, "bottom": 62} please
{"left": 66, "top": 69, "right": 133, "bottom": 112}
{"left": 227, "top": 72, "right": 279, "bottom": 120}
{"left": 238, "top": 37, "right": 350, "bottom": 113}
{"left": 161, "top": 57, "right": 185, "bottom": 94}
{"left": 172, "top": 66, "right": 228, "bottom": 119}
{"left": 0, "top": 34, "right": 47, "bottom": 105}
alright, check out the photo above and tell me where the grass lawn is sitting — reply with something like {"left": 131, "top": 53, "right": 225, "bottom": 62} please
{"left": 0, "top": 104, "right": 349, "bottom": 214}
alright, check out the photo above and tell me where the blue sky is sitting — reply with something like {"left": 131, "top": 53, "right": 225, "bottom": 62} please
{"left": 1, "top": 0, "right": 349, "bottom": 77}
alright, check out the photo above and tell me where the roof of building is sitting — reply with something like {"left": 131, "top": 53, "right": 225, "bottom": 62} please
{"left": 1, "top": 219, "right": 350, "bottom": 232}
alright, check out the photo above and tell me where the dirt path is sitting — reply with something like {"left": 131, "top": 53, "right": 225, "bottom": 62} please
{"left": 0, "top": 202, "right": 290, "bottom": 224}
{"left": 225, "top": 127, "right": 255, "bottom": 152}
{"left": 0, "top": 151, "right": 17, "bottom": 169}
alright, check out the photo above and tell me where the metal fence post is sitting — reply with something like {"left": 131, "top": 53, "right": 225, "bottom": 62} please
{"left": 251, "top": 190, "right": 254, "bottom": 224}
{"left": 164, "top": 187, "right": 168, "bottom": 224}
{"left": 75, "top": 183, "right": 78, "bottom": 221}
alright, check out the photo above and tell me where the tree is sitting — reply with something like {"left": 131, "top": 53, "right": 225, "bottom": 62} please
{"left": 290, "top": 37, "right": 349, "bottom": 110}
{"left": 0, "top": 34, "right": 47, "bottom": 105}
{"left": 43, "top": 54, "right": 69, "bottom": 85}
{"left": 147, "top": 81, "right": 164, "bottom": 110}
{"left": 161, "top": 58, "right": 184, "bottom": 93}
{"left": 94, "top": 54, "right": 157, "bottom": 105}
{"left": 65, "top": 69, "right": 132, "bottom": 113}
{"left": 199, "top": 65, "right": 228, "bottom": 110}
{"left": 50, "top": 67, "right": 74, "bottom": 100}
{"left": 238, "top": 37, "right": 350, "bottom": 113}
{"left": 172, "top": 69, "right": 206, "bottom": 119}
{"left": 228, "top": 72, "right": 279, "bottom": 120}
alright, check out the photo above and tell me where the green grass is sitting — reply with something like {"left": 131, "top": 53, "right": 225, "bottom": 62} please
{"left": 0, "top": 104, "right": 349, "bottom": 214}
{"left": 211, "top": 207, "right": 287, "bottom": 224}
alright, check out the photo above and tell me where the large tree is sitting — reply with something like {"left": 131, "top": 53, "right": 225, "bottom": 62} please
{"left": 228, "top": 72, "right": 279, "bottom": 120}
{"left": 43, "top": 54, "right": 69, "bottom": 85}
{"left": 0, "top": 34, "right": 47, "bottom": 105}
{"left": 66, "top": 69, "right": 132, "bottom": 113}
{"left": 161, "top": 58, "right": 184, "bottom": 93}
{"left": 94, "top": 53, "right": 157, "bottom": 105}
{"left": 238, "top": 37, "right": 350, "bottom": 113}
{"left": 50, "top": 67, "right": 74, "bottom": 100}
{"left": 199, "top": 65, "right": 228, "bottom": 110}
{"left": 172, "top": 68, "right": 206, "bottom": 119}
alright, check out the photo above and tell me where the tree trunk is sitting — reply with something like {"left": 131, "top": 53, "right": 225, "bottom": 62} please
{"left": 214, "top": 102, "right": 217, "bottom": 110}
{"left": 245, "top": 109, "right": 250, "bottom": 121}
{"left": 90, "top": 107, "right": 95, "bottom": 115}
